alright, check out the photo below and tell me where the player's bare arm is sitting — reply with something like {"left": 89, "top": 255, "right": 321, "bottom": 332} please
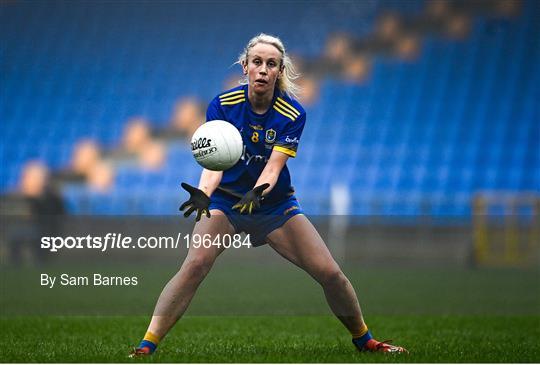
{"left": 198, "top": 169, "right": 223, "bottom": 197}
{"left": 255, "top": 150, "right": 289, "bottom": 195}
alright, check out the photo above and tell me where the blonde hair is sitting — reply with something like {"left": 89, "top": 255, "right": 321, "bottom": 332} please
{"left": 236, "top": 33, "right": 301, "bottom": 99}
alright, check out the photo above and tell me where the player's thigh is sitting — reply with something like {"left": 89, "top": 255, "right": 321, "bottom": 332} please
{"left": 266, "top": 214, "right": 339, "bottom": 279}
{"left": 185, "top": 209, "right": 235, "bottom": 263}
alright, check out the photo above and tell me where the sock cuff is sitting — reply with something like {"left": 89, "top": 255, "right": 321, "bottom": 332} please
{"left": 352, "top": 330, "right": 373, "bottom": 349}
{"left": 139, "top": 340, "right": 157, "bottom": 353}
{"left": 143, "top": 331, "right": 160, "bottom": 345}
{"left": 351, "top": 323, "right": 369, "bottom": 339}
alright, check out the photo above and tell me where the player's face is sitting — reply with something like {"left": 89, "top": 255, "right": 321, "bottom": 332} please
{"left": 244, "top": 43, "right": 283, "bottom": 96}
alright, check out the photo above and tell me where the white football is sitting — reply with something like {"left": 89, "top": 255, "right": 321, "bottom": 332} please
{"left": 190, "top": 120, "right": 243, "bottom": 171}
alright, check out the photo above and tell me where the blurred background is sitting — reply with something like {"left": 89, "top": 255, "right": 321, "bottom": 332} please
{"left": 1, "top": 0, "right": 539, "bottom": 270}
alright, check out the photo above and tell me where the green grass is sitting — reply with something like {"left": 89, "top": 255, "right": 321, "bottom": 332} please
{"left": 1, "top": 315, "right": 539, "bottom": 362}
{"left": 1, "top": 263, "right": 539, "bottom": 362}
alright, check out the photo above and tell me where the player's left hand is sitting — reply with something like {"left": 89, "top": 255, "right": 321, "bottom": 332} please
{"left": 232, "top": 183, "right": 270, "bottom": 214}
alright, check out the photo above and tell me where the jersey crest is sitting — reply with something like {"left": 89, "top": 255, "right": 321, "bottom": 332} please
{"left": 265, "top": 129, "right": 276, "bottom": 144}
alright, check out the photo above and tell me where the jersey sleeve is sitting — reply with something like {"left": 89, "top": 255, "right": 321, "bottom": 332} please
{"left": 273, "top": 112, "right": 306, "bottom": 158}
{"left": 206, "top": 97, "right": 226, "bottom": 122}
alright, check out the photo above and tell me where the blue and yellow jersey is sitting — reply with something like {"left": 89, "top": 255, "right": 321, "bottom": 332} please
{"left": 206, "top": 84, "right": 306, "bottom": 203}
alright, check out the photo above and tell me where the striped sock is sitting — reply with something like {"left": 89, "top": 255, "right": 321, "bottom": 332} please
{"left": 138, "top": 331, "right": 160, "bottom": 353}
{"left": 351, "top": 323, "right": 373, "bottom": 348}
{"left": 351, "top": 323, "right": 369, "bottom": 339}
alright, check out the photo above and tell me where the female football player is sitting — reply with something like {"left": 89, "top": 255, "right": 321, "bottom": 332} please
{"left": 131, "top": 33, "right": 406, "bottom": 356}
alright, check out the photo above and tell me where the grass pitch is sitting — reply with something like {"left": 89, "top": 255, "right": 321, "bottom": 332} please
{"left": 1, "top": 262, "right": 539, "bottom": 362}
{"left": 1, "top": 315, "right": 539, "bottom": 362}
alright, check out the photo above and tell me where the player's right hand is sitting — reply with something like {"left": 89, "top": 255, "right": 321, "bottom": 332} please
{"left": 179, "top": 182, "right": 211, "bottom": 222}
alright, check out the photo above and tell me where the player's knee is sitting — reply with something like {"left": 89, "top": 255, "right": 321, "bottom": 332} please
{"left": 182, "top": 255, "right": 214, "bottom": 280}
{"left": 318, "top": 267, "right": 347, "bottom": 288}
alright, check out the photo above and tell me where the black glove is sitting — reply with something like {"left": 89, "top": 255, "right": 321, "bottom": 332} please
{"left": 179, "top": 182, "right": 211, "bottom": 222}
{"left": 232, "top": 183, "right": 270, "bottom": 215}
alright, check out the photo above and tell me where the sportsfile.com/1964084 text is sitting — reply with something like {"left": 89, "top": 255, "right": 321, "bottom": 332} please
{"left": 40, "top": 233, "right": 251, "bottom": 253}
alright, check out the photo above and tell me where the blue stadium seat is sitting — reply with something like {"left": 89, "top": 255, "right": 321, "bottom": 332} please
{"left": 2, "top": 0, "right": 538, "bottom": 217}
